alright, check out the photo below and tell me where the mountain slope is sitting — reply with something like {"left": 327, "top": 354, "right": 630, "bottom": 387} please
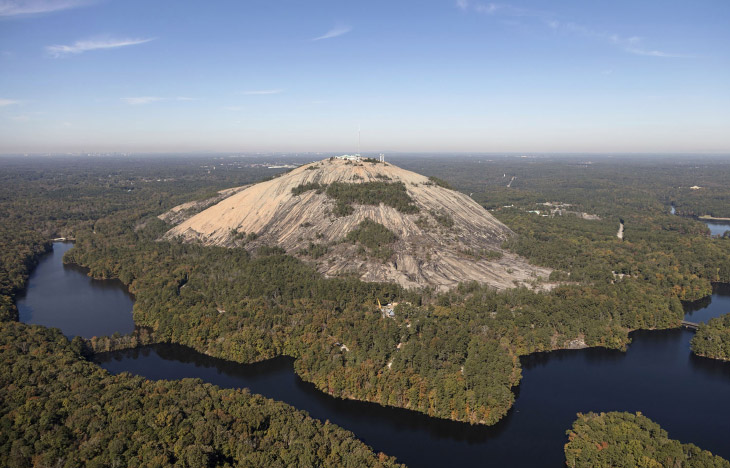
{"left": 163, "top": 158, "right": 550, "bottom": 290}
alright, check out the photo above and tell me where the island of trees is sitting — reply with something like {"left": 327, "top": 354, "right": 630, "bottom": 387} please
{"left": 691, "top": 313, "right": 730, "bottom": 361}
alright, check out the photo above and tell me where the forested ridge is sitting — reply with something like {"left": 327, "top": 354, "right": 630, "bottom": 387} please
{"left": 564, "top": 412, "right": 729, "bottom": 468}
{"left": 2, "top": 155, "right": 730, "bottom": 465}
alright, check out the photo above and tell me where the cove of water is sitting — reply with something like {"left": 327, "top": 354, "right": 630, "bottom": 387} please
{"left": 670, "top": 204, "right": 730, "bottom": 236}
{"left": 16, "top": 242, "right": 135, "bottom": 338}
{"left": 704, "top": 220, "right": 730, "bottom": 237}
{"left": 19, "top": 243, "right": 730, "bottom": 467}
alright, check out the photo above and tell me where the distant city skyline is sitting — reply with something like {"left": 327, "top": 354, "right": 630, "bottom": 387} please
{"left": 1, "top": 0, "right": 728, "bottom": 154}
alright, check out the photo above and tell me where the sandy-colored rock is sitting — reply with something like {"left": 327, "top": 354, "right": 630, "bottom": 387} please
{"left": 158, "top": 186, "right": 248, "bottom": 225}
{"left": 162, "top": 158, "right": 551, "bottom": 291}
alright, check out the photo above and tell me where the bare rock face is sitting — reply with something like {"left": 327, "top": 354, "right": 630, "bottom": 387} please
{"left": 162, "top": 158, "right": 551, "bottom": 291}
{"left": 158, "top": 186, "right": 248, "bottom": 225}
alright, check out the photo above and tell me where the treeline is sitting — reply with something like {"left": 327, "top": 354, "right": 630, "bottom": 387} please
{"left": 564, "top": 412, "right": 729, "bottom": 468}
{"left": 326, "top": 182, "right": 419, "bottom": 216}
{"left": 691, "top": 313, "right": 730, "bottom": 361}
{"left": 0, "top": 226, "right": 50, "bottom": 321}
{"left": 0, "top": 321, "right": 403, "bottom": 468}
{"left": 291, "top": 181, "right": 420, "bottom": 216}
{"left": 394, "top": 156, "right": 730, "bottom": 221}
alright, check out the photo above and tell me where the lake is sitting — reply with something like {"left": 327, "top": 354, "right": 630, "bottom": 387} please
{"left": 704, "top": 220, "right": 730, "bottom": 237}
{"left": 16, "top": 242, "right": 135, "bottom": 338}
{"left": 20, "top": 243, "right": 730, "bottom": 467}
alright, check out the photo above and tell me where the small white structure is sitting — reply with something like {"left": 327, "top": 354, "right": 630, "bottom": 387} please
{"left": 336, "top": 154, "right": 362, "bottom": 162}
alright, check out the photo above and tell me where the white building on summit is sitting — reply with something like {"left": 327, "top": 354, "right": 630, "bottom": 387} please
{"left": 335, "top": 154, "right": 362, "bottom": 162}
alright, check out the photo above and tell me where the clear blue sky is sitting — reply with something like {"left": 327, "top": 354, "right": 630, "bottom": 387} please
{"left": 1, "top": 0, "right": 728, "bottom": 154}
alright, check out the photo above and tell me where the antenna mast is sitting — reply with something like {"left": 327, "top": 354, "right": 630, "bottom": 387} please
{"left": 357, "top": 125, "right": 361, "bottom": 156}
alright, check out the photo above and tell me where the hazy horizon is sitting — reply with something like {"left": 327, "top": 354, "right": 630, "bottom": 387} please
{"left": 1, "top": 0, "right": 728, "bottom": 154}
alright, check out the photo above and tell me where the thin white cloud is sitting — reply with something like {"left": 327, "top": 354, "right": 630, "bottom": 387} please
{"left": 10, "top": 115, "right": 29, "bottom": 121}
{"left": 121, "top": 96, "right": 198, "bottom": 105}
{"left": 0, "top": 98, "right": 19, "bottom": 106}
{"left": 240, "top": 89, "right": 284, "bottom": 95}
{"left": 46, "top": 37, "right": 154, "bottom": 58}
{"left": 0, "top": 0, "right": 91, "bottom": 17}
{"left": 312, "top": 24, "right": 352, "bottom": 41}
{"left": 458, "top": 2, "right": 690, "bottom": 58}
{"left": 606, "top": 32, "right": 691, "bottom": 58}
{"left": 624, "top": 47, "right": 690, "bottom": 58}
{"left": 474, "top": 3, "right": 498, "bottom": 14}
{"left": 462, "top": 2, "right": 538, "bottom": 18}
{"left": 223, "top": 106, "right": 244, "bottom": 111}
{"left": 121, "top": 96, "right": 163, "bottom": 105}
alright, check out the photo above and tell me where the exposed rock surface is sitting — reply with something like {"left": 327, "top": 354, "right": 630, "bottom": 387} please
{"left": 158, "top": 186, "right": 248, "bottom": 225}
{"left": 163, "top": 158, "right": 551, "bottom": 291}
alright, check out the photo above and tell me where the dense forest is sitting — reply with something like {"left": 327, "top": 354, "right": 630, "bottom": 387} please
{"left": 0, "top": 155, "right": 402, "bottom": 466}
{"left": 564, "top": 412, "right": 729, "bottom": 468}
{"left": 62, "top": 211, "right": 691, "bottom": 424}
{"left": 1, "top": 154, "right": 730, "bottom": 465}
{"left": 29, "top": 155, "right": 728, "bottom": 425}
{"left": 691, "top": 313, "right": 730, "bottom": 361}
{"left": 0, "top": 321, "right": 401, "bottom": 468}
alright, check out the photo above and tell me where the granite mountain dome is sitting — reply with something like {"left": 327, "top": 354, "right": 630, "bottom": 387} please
{"left": 162, "top": 158, "right": 550, "bottom": 290}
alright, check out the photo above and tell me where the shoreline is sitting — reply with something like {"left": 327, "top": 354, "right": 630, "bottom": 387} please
{"left": 698, "top": 215, "right": 730, "bottom": 222}
{"left": 31, "top": 247, "right": 730, "bottom": 428}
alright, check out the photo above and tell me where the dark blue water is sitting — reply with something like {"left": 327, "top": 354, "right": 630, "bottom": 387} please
{"left": 19, "top": 243, "right": 730, "bottom": 467}
{"left": 16, "top": 242, "right": 135, "bottom": 338}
